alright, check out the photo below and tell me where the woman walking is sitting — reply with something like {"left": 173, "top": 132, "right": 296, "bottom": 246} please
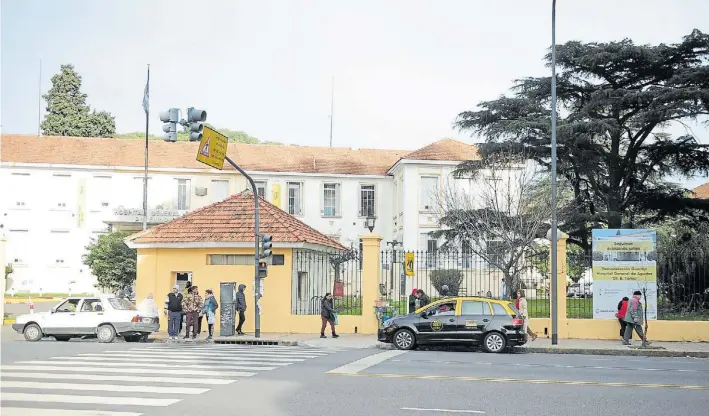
{"left": 616, "top": 296, "right": 630, "bottom": 339}
{"left": 320, "top": 293, "right": 339, "bottom": 339}
{"left": 517, "top": 289, "right": 537, "bottom": 341}
{"left": 202, "top": 289, "right": 219, "bottom": 340}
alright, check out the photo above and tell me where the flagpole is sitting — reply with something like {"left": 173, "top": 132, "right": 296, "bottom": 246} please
{"left": 143, "top": 65, "right": 150, "bottom": 231}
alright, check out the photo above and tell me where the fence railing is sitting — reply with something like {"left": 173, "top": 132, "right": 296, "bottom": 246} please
{"left": 380, "top": 249, "right": 549, "bottom": 317}
{"left": 291, "top": 248, "right": 362, "bottom": 316}
{"left": 657, "top": 249, "right": 709, "bottom": 320}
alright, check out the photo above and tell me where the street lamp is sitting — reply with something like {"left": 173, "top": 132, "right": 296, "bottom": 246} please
{"left": 365, "top": 215, "right": 376, "bottom": 233}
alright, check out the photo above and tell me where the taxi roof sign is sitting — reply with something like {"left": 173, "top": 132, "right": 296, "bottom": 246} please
{"left": 196, "top": 126, "right": 228, "bottom": 170}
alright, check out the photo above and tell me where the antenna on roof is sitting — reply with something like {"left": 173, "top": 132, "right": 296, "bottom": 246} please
{"left": 329, "top": 76, "right": 334, "bottom": 148}
{"left": 37, "top": 59, "right": 42, "bottom": 138}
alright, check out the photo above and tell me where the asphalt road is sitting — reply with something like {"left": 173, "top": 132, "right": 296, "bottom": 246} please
{"left": 2, "top": 330, "right": 708, "bottom": 416}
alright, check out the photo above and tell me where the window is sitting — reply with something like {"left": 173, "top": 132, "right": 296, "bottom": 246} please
{"left": 492, "top": 303, "right": 509, "bottom": 315}
{"left": 486, "top": 240, "right": 505, "bottom": 266}
{"left": 297, "top": 272, "right": 308, "bottom": 301}
{"left": 175, "top": 179, "right": 191, "bottom": 210}
{"left": 9, "top": 173, "right": 31, "bottom": 209}
{"left": 359, "top": 184, "right": 376, "bottom": 217}
{"left": 49, "top": 230, "right": 70, "bottom": 266}
{"left": 211, "top": 180, "right": 229, "bottom": 203}
{"left": 81, "top": 299, "right": 104, "bottom": 312}
{"left": 420, "top": 176, "right": 438, "bottom": 211}
{"left": 272, "top": 254, "right": 285, "bottom": 266}
{"left": 461, "top": 300, "right": 491, "bottom": 315}
{"left": 91, "top": 176, "right": 112, "bottom": 211}
{"left": 208, "top": 254, "right": 252, "bottom": 265}
{"left": 462, "top": 240, "right": 473, "bottom": 268}
{"left": 420, "top": 233, "right": 438, "bottom": 267}
{"left": 254, "top": 181, "right": 267, "bottom": 198}
{"left": 108, "top": 298, "right": 137, "bottom": 311}
{"left": 55, "top": 299, "right": 80, "bottom": 313}
{"left": 52, "top": 174, "right": 72, "bottom": 210}
{"left": 287, "top": 182, "right": 302, "bottom": 215}
{"left": 426, "top": 301, "right": 457, "bottom": 316}
{"left": 322, "top": 183, "right": 341, "bottom": 217}
{"left": 393, "top": 181, "right": 399, "bottom": 220}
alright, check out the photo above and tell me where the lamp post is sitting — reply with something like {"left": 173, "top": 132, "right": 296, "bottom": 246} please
{"left": 386, "top": 239, "right": 401, "bottom": 297}
{"left": 550, "top": 0, "right": 559, "bottom": 345}
{"left": 365, "top": 215, "right": 376, "bottom": 233}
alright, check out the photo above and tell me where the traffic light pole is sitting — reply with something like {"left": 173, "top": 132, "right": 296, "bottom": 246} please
{"left": 224, "top": 155, "right": 262, "bottom": 338}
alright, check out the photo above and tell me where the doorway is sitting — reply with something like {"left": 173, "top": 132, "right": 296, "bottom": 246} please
{"left": 175, "top": 272, "right": 192, "bottom": 291}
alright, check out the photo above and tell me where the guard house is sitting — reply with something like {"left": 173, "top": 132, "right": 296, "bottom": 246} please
{"left": 125, "top": 191, "right": 370, "bottom": 335}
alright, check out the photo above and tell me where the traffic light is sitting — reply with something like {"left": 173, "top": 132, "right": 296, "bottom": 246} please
{"left": 159, "top": 108, "right": 179, "bottom": 142}
{"left": 187, "top": 107, "right": 207, "bottom": 142}
{"left": 261, "top": 234, "right": 273, "bottom": 258}
{"left": 258, "top": 261, "right": 268, "bottom": 278}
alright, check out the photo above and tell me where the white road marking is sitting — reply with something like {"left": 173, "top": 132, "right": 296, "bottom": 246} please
{"left": 327, "top": 350, "right": 408, "bottom": 375}
{"left": 103, "top": 350, "right": 325, "bottom": 358}
{"left": 50, "top": 356, "right": 291, "bottom": 366}
{"left": 0, "top": 372, "right": 236, "bottom": 385}
{"left": 402, "top": 408, "right": 485, "bottom": 414}
{"left": 0, "top": 380, "right": 209, "bottom": 394}
{"left": 18, "top": 360, "right": 278, "bottom": 372}
{"left": 0, "top": 392, "right": 179, "bottom": 407}
{"left": 77, "top": 353, "right": 305, "bottom": 362}
{"left": 0, "top": 409, "right": 143, "bottom": 416}
{"left": 1, "top": 365, "right": 255, "bottom": 378}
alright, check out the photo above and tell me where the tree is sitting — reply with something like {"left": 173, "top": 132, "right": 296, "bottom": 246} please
{"left": 5, "top": 263, "right": 12, "bottom": 279}
{"left": 454, "top": 30, "right": 709, "bottom": 250}
{"left": 83, "top": 231, "right": 136, "bottom": 292}
{"left": 430, "top": 269, "right": 464, "bottom": 297}
{"left": 328, "top": 248, "right": 359, "bottom": 283}
{"left": 41, "top": 64, "right": 116, "bottom": 137}
{"left": 114, "top": 125, "right": 281, "bottom": 144}
{"left": 433, "top": 150, "right": 552, "bottom": 297}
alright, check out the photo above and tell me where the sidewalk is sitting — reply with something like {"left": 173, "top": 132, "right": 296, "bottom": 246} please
{"left": 520, "top": 338, "right": 709, "bottom": 358}
{"left": 148, "top": 331, "right": 378, "bottom": 347}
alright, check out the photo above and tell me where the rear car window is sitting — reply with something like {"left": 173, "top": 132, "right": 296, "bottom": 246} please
{"left": 492, "top": 303, "right": 509, "bottom": 315}
{"left": 461, "top": 301, "right": 491, "bottom": 315}
{"left": 108, "top": 298, "right": 137, "bottom": 311}
{"left": 507, "top": 302, "right": 520, "bottom": 316}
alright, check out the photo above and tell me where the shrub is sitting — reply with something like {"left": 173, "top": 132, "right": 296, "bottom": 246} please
{"left": 430, "top": 269, "right": 463, "bottom": 296}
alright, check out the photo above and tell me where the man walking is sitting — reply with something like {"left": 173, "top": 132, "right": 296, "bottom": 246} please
{"left": 182, "top": 285, "right": 204, "bottom": 339}
{"left": 236, "top": 284, "right": 247, "bottom": 336}
{"left": 164, "top": 285, "right": 183, "bottom": 340}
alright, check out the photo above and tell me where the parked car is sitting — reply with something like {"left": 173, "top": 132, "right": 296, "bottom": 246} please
{"left": 12, "top": 295, "right": 159, "bottom": 343}
{"left": 567, "top": 283, "right": 593, "bottom": 298}
{"left": 377, "top": 297, "right": 527, "bottom": 353}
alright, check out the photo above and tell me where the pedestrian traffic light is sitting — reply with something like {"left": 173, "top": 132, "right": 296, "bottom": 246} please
{"left": 258, "top": 261, "right": 268, "bottom": 278}
{"left": 261, "top": 234, "right": 273, "bottom": 258}
{"left": 187, "top": 107, "right": 207, "bottom": 142}
{"left": 159, "top": 108, "right": 179, "bottom": 142}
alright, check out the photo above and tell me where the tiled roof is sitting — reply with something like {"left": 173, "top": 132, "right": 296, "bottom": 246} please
{"left": 399, "top": 138, "right": 480, "bottom": 162}
{"left": 693, "top": 182, "right": 709, "bottom": 199}
{"left": 131, "top": 191, "right": 345, "bottom": 249}
{"left": 0, "top": 134, "right": 408, "bottom": 176}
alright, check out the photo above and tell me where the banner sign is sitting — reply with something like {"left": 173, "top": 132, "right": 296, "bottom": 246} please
{"left": 592, "top": 229, "right": 657, "bottom": 320}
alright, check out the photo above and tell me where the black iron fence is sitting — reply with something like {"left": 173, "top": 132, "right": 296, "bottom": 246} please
{"left": 380, "top": 249, "right": 550, "bottom": 318}
{"left": 291, "top": 249, "right": 362, "bottom": 316}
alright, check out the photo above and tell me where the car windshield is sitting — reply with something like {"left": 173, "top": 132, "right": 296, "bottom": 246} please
{"left": 108, "top": 298, "right": 137, "bottom": 311}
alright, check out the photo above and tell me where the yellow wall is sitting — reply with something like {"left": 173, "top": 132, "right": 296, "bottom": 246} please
{"left": 529, "top": 318, "right": 709, "bottom": 342}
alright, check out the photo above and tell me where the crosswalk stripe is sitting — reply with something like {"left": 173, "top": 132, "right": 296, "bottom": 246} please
{"left": 0, "top": 408, "right": 143, "bottom": 416}
{"left": 50, "top": 356, "right": 292, "bottom": 366}
{"left": 0, "top": 380, "right": 209, "bottom": 395}
{"left": 1, "top": 392, "right": 179, "bottom": 407}
{"left": 19, "top": 360, "right": 278, "bottom": 372}
{"left": 0, "top": 372, "right": 236, "bottom": 385}
{"left": 1, "top": 365, "right": 255, "bottom": 378}
{"left": 119, "top": 347, "right": 329, "bottom": 356}
{"left": 101, "top": 350, "right": 323, "bottom": 358}
{"left": 77, "top": 353, "right": 306, "bottom": 362}
{"left": 141, "top": 345, "right": 339, "bottom": 352}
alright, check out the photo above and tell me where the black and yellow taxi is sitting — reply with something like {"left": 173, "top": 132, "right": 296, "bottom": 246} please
{"left": 377, "top": 297, "right": 526, "bottom": 353}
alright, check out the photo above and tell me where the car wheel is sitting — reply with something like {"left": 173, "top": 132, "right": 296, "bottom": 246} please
{"left": 23, "top": 323, "right": 43, "bottom": 342}
{"left": 393, "top": 329, "right": 416, "bottom": 350}
{"left": 124, "top": 335, "right": 140, "bottom": 343}
{"left": 482, "top": 331, "right": 507, "bottom": 353}
{"left": 54, "top": 336, "right": 71, "bottom": 342}
{"left": 97, "top": 324, "right": 117, "bottom": 343}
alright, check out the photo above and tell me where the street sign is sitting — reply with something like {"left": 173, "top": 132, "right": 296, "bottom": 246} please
{"left": 196, "top": 126, "right": 228, "bottom": 170}
{"left": 405, "top": 252, "right": 415, "bottom": 276}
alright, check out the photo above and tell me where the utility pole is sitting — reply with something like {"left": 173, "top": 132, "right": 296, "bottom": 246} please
{"left": 550, "top": 0, "right": 559, "bottom": 345}
{"left": 142, "top": 65, "right": 150, "bottom": 231}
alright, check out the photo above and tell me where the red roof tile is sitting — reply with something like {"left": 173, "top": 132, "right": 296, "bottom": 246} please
{"left": 692, "top": 182, "right": 709, "bottom": 199}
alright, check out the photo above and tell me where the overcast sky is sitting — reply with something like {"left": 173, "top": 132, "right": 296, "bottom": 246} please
{"left": 2, "top": 0, "right": 707, "bottom": 187}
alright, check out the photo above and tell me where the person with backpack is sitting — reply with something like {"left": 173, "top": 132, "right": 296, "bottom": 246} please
{"left": 616, "top": 296, "right": 630, "bottom": 339}
{"left": 202, "top": 289, "right": 219, "bottom": 340}
{"left": 623, "top": 291, "right": 648, "bottom": 346}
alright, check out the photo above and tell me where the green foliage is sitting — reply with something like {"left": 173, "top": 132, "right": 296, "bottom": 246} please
{"left": 454, "top": 30, "right": 709, "bottom": 250}
{"left": 41, "top": 64, "right": 116, "bottom": 137}
{"left": 5, "top": 263, "right": 13, "bottom": 279}
{"left": 114, "top": 124, "right": 281, "bottom": 145}
{"left": 529, "top": 243, "right": 588, "bottom": 283}
{"left": 429, "top": 269, "right": 464, "bottom": 296}
{"left": 82, "top": 231, "right": 136, "bottom": 292}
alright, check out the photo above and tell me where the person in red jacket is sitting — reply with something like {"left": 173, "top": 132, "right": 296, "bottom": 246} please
{"left": 616, "top": 297, "right": 630, "bottom": 339}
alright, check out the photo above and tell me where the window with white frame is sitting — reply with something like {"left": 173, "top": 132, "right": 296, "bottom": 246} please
{"left": 8, "top": 229, "right": 30, "bottom": 266}
{"left": 322, "top": 183, "right": 340, "bottom": 217}
{"left": 90, "top": 176, "right": 112, "bottom": 211}
{"left": 359, "top": 184, "right": 376, "bottom": 217}
{"left": 420, "top": 233, "right": 439, "bottom": 267}
{"left": 254, "top": 181, "right": 267, "bottom": 198}
{"left": 462, "top": 240, "right": 473, "bottom": 268}
{"left": 393, "top": 180, "right": 398, "bottom": 220}
{"left": 48, "top": 230, "right": 70, "bottom": 267}
{"left": 9, "top": 173, "right": 31, "bottom": 209}
{"left": 211, "top": 180, "right": 229, "bottom": 203}
{"left": 287, "top": 182, "right": 302, "bottom": 215}
{"left": 175, "top": 179, "right": 191, "bottom": 210}
{"left": 420, "top": 176, "right": 438, "bottom": 211}
{"left": 51, "top": 174, "right": 72, "bottom": 210}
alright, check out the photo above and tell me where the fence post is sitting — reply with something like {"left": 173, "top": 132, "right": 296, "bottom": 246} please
{"left": 0, "top": 236, "right": 6, "bottom": 322}
{"left": 360, "top": 233, "right": 382, "bottom": 334}
{"left": 548, "top": 230, "right": 569, "bottom": 338}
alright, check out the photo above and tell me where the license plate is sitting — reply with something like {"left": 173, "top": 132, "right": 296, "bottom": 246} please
{"left": 142, "top": 318, "right": 152, "bottom": 323}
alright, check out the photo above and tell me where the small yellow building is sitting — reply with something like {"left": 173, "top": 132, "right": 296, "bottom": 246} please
{"left": 127, "top": 191, "right": 380, "bottom": 335}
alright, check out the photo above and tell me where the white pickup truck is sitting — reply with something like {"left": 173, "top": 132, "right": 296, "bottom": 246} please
{"left": 12, "top": 295, "right": 159, "bottom": 343}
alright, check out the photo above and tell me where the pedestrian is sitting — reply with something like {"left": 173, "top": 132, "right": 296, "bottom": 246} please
{"left": 616, "top": 296, "right": 631, "bottom": 340}
{"left": 180, "top": 282, "right": 192, "bottom": 336}
{"left": 623, "top": 291, "right": 648, "bottom": 346}
{"left": 499, "top": 278, "right": 506, "bottom": 300}
{"left": 235, "top": 284, "right": 247, "bottom": 336}
{"left": 440, "top": 284, "right": 450, "bottom": 297}
{"left": 182, "top": 285, "right": 203, "bottom": 339}
{"left": 517, "top": 289, "right": 537, "bottom": 341}
{"left": 408, "top": 288, "right": 419, "bottom": 314}
{"left": 202, "top": 289, "right": 219, "bottom": 340}
{"left": 138, "top": 293, "right": 159, "bottom": 342}
{"left": 415, "top": 289, "right": 430, "bottom": 308}
{"left": 320, "top": 293, "right": 339, "bottom": 339}
{"left": 164, "top": 285, "right": 183, "bottom": 340}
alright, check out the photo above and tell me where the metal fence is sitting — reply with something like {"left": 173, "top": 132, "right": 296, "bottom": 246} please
{"left": 291, "top": 249, "right": 362, "bottom": 316}
{"left": 380, "top": 249, "right": 550, "bottom": 317}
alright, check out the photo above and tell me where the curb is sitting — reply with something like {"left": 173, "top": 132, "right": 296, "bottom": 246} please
{"left": 146, "top": 337, "right": 300, "bottom": 346}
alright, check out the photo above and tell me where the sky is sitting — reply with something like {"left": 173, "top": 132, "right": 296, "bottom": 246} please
{"left": 1, "top": 0, "right": 708, "bottom": 188}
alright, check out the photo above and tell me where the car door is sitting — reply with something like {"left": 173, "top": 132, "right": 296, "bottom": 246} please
{"left": 74, "top": 299, "right": 106, "bottom": 335}
{"left": 456, "top": 300, "right": 493, "bottom": 343}
{"left": 42, "top": 299, "right": 81, "bottom": 335}
{"left": 414, "top": 300, "right": 459, "bottom": 343}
